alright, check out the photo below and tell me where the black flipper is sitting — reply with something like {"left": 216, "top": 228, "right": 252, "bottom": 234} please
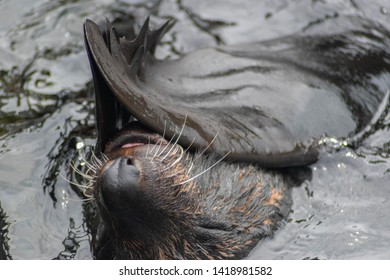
{"left": 84, "top": 17, "right": 390, "bottom": 167}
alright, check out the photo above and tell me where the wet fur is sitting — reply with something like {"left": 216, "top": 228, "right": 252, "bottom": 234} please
{"left": 89, "top": 136, "right": 291, "bottom": 259}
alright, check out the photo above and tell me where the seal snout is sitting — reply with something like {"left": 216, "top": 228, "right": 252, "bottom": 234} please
{"left": 100, "top": 156, "right": 141, "bottom": 211}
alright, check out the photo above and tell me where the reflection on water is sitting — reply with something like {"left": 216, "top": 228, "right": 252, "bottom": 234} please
{"left": 0, "top": 0, "right": 389, "bottom": 259}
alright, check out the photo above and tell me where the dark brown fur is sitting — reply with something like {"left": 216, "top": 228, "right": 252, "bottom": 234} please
{"left": 89, "top": 123, "right": 291, "bottom": 259}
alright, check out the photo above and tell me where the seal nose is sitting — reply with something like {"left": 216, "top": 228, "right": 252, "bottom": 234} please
{"left": 100, "top": 156, "right": 140, "bottom": 211}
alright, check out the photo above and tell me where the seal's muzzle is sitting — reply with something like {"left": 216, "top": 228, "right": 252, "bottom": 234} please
{"left": 100, "top": 156, "right": 140, "bottom": 212}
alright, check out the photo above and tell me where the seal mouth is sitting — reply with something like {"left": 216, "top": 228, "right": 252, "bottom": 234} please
{"left": 104, "top": 126, "right": 168, "bottom": 155}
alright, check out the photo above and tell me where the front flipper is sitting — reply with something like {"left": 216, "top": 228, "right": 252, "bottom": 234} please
{"left": 84, "top": 17, "right": 390, "bottom": 167}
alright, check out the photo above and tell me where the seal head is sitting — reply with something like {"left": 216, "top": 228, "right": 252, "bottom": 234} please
{"left": 90, "top": 123, "right": 291, "bottom": 259}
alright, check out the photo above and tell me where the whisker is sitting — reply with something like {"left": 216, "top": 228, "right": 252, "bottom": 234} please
{"left": 70, "top": 163, "right": 94, "bottom": 180}
{"left": 173, "top": 114, "right": 187, "bottom": 147}
{"left": 175, "top": 151, "right": 230, "bottom": 186}
{"left": 154, "top": 120, "right": 168, "bottom": 156}
{"left": 159, "top": 141, "right": 178, "bottom": 162}
{"left": 186, "top": 161, "right": 194, "bottom": 175}
{"left": 195, "top": 133, "right": 219, "bottom": 160}
{"left": 149, "top": 120, "right": 168, "bottom": 156}
{"left": 162, "top": 119, "right": 167, "bottom": 139}
{"left": 153, "top": 132, "right": 176, "bottom": 161}
{"left": 66, "top": 196, "right": 95, "bottom": 202}
{"left": 152, "top": 145, "right": 185, "bottom": 172}
{"left": 148, "top": 138, "right": 158, "bottom": 155}
{"left": 79, "top": 153, "right": 97, "bottom": 172}
{"left": 82, "top": 189, "right": 94, "bottom": 199}
{"left": 184, "top": 137, "right": 196, "bottom": 153}
{"left": 163, "top": 168, "right": 185, "bottom": 179}
{"left": 160, "top": 148, "right": 185, "bottom": 172}
{"left": 152, "top": 137, "right": 166, "bottom": 159}
{"left": 91, "top": 152, "right": 103, "bottom": 166}
{"left": 159, "top": 115, "right": 187, "bottom": 161}
{"left": 101, "top": 152, "right": 109, "bottom": 162}
{"left": 59, "top": 173, "right": 94, "bottom": 190}
{"left": 80, "top": 149, "right": 104, "bottom": 172}
{"left": 177, "top": 144, "right": 184, "bottom": 156}
{"left": 146, "top": 137, "right": 151, "bottom": 157}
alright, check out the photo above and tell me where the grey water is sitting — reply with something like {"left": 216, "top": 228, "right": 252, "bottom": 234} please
{"left": 0, "top": 0, "right": 389, "bottom": 259}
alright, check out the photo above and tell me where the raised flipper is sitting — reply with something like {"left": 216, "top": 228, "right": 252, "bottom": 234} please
{"left": 84, "top": 17, "right": 390, "bottom": 167}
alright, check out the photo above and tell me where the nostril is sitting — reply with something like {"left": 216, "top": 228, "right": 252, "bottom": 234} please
{"left": 126, "top": 158, "right": 133, "bottom": 165}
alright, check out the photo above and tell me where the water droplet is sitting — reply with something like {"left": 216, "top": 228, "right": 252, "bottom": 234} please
{"left": 62, "top": 191, "right": 69, "bottom": 208}
{"left": 337, "top": 163, "right": 346, "bottom": 168}
{"left": 76, "top": 141, "right": 84, "bottom": 150}
{"left": 345, "top": 151, "right": 356, "bottom": 159}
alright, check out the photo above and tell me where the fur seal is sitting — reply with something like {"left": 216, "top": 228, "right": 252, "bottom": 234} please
{"left": 83, "top": 17, "right": 390, "bottom": 259}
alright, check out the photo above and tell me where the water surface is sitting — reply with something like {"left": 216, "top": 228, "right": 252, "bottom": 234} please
{"left": 0, "top": 0, "right": 389, "bottom": 259}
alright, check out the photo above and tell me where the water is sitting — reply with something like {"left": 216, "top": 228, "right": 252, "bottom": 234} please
{"left": 0, "top": 0, "right": 389, "bottom": 259}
